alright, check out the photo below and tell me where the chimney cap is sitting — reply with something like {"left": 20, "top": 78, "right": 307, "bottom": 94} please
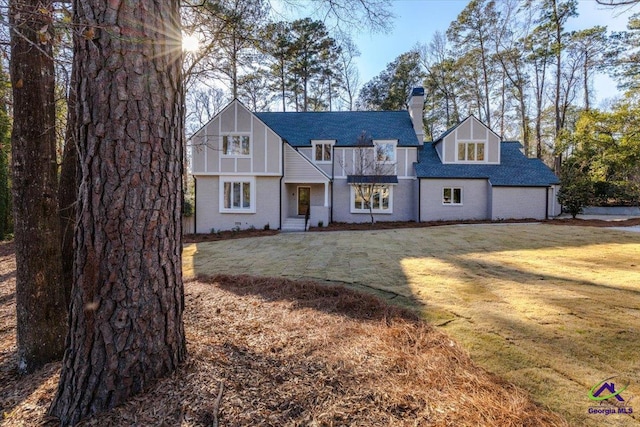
{"left": 411, "top": 87, "right": 425, "bottom": 97}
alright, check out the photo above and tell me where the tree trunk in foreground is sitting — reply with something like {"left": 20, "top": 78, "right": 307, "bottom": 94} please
{"left": 49, "top": 0, "right": 186, "bottom": 424}
{"left": 9, "top": 0, "right": 67, "bottom": 373}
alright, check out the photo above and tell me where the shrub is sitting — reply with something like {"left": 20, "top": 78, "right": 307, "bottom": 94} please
{"left": 183, "top": 199, "right": 194, "bottom": 217}
{"left": 558, "top": 180, "right": 592, "bottom": 218}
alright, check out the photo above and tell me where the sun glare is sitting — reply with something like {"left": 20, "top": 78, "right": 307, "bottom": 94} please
{"left": 182, "top": 34, "right": 200, "bottom": 53}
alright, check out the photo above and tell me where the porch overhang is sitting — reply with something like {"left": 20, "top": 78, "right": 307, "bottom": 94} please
{"left": 347, "top": 175, "right": 398, "bottom": 184}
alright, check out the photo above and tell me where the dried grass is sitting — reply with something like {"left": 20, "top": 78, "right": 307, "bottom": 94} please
{"left": 0, "top": 239, "right": 565, "bottom": 427}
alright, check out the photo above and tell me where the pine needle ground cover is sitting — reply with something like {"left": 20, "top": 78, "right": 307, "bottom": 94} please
{"left": 184, "top": 224, "right": 640, "bottom": 427}
{"left": 0, "top": 240, "right": 564, "bottom": 426}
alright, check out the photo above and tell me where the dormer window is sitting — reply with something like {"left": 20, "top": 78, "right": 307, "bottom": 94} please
{"left": 457, "top": 142, "right": 485, "bottom": 161}
{"left": 374, "top": 141, "right": 396, "bottom": 163}
{"left": 312, "top": 140, "right": 334, "bottom": 163}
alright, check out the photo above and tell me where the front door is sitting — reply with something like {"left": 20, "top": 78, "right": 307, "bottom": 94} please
{"left": 298, "top": 187, "right": 310, "bottom": 216}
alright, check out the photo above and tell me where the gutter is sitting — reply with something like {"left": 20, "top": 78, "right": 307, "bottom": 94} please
{"left": 279, "top": 140, "right": 286, "bottom": 230}
{"left": 546, "top": 186, "right": 550, "bottom": 220}
{"left": 330, "top": 145, "right": 335, "bottom": 223}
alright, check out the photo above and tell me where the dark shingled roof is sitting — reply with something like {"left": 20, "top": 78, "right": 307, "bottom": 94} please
{"left": 415, "top": 141, "right": 560, "bottom": 187}
{"left": 347, "top": 175, "right": 399, "bottom": 184}
{"left": 255, "top": 111, "right": 421, "bottom": 147}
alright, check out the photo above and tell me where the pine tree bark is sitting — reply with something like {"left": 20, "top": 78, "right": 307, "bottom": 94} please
{"left": 49, "top": 0, "right": 186, "bottom": 424}
{"left": 9, "top": 0, "right": 67, "bottom": 373}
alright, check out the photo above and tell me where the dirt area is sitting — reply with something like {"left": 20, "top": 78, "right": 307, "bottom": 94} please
{"left": 0, "top": 242, "right": 565, "bottom": 426}
{"left": 184, "top": 224, "right": 640, "bottom": 427}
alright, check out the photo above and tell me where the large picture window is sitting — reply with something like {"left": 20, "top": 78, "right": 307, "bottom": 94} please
{"left": 443, "top": 187, "right": 462, "bottom": 205}
{"left": 220, "top": 178, "right": 255, "bottom": 213}
{"left": 457, "top": 142, "right": 485, "bottom": 161}
{"left": 222, "top": 134, "right": 250, "bottom": 156}
{"left": 351, "top": 185, "right": 392, "bottom": 213}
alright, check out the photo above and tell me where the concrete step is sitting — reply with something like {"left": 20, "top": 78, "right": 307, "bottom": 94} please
{"left": 281, "top": 217, "right": 307, "bottom": 232}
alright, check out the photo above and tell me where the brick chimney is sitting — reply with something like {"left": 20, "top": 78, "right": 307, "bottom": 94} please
{"left": 407, "top": 87, "right": 425, "bottom": 144}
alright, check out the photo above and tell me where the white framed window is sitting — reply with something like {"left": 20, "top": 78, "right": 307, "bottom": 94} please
{"left": 457, "top": 142, "right": 485, "bottom": 162}
{"left": 222, "top": 134, "right": 251, "bottom": 156}
{"left": 220, "top": 177, "right": 255, "bottom": 213}
{"left": 351, "top": 185, "right": 393, "bottom": 213}
{"left": 374, "top": 140, "right": 396, "bottom": 163}
{"left": 443, "top": 187, "right": 462, "bottom": 205}
{"left": 312, "top": 140, "right": 334, "bottom": 163}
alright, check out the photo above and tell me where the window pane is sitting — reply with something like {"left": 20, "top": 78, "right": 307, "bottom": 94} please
{"left": 477, "top": 143, "right": 485, "bottom": 161}
{"left": 453, "top": 188, "right": 462, "bottom": 204}
{"left": 458, "top": 143, "right": 465, "bottom": 160}
{"left": 315, "top": 144, "right": 322, "bottom": 161}
{"left": 443, "top": 188, "right": 451, "bottom": 204}
{"left": 243, "top": 182, "right": 250, "bottom": 208}
{"left": 354, "top": 188, "right": 364, "bottom": 210}
{"left": 233, "top": 182, "right": 241, "bottom": 208}
{"left": 241, "top": 136, "right": 250, "bottom": 155}
{"left": 223, "top": 136, "right": 229, "bottom": 155}
{"left": 372, "top": 191, "right": 380, "bottom": 209}
{"left": 381, "top": 186, "right": 389, "bottom": 210}
{"left": 224, "top": 182, "right": 231, "bottom": 208}
{"left": 467, "top": 143, "right": 475, "bottom": 161}
{"left": 324, "top": 144, "right": 331, "bottom": 161}
{"left": 376, "top": 143, "right": 394, "bottom": 162}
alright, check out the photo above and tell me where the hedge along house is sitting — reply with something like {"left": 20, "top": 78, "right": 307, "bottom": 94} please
{"left": 189, "top": 88, "right": 559, "bottom": 232}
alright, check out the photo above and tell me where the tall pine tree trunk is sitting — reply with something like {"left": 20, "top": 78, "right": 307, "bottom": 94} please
{"left": 49, "top": 0, "right": 186, "bottom": 423}
{"left": 9, "top": 0, "right": 67, "bottom": 373}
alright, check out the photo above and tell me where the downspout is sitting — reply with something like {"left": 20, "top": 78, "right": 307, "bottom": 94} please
{"left": 193, "top": 175, "right": 197, "bottom": 234}
{"left": 279, "top": 140, "right": 286, "bottom": 230}
{"left": 330, "top": 145, "right": 335, "bottom": 223}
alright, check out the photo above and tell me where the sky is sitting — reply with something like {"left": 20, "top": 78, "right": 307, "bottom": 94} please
{"left": 274, "top": 0, "right": 639, "bottom": 108}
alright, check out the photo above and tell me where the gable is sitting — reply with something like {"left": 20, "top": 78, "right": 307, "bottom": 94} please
{"left": 190, "top": 100, "right": 282, "bottom": 175}
{"left": 435, "top": 116, "right": 500, "bottom": 164}
{"left": 415, "top": 142, "right": 559, "bottom": 187}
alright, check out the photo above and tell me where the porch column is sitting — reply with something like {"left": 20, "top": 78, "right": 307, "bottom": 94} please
{"left": 324, "top": 182, "right": 329, "bottom": 207}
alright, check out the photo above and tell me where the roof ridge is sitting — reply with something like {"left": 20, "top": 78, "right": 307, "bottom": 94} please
{"left": 255, "top": 110, "right": 408, "bottom": 115}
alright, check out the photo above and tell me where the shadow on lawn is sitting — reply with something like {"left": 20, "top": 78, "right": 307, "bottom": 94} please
{"left": 195, "top": 274, "right": 420, "bottom": 323}
{"left": 186, "top": 224, "right": 640, "bottom": 427}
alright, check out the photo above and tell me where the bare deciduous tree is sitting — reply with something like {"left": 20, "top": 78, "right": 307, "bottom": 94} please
{"left": 340, "top": 131, "right": 397, "bottom": 224}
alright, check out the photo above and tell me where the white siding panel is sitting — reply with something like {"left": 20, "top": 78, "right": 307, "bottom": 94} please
{"left": 284, "top": 145, "right": 328, "bottom": 182}
{"left": 191, "top": 134, "right": 205, "bottom": 173}
{"left": 266, "top": 131, "right": 281, "bottom": 174}
{"left": 205, "top": 121, "right": 219, "bottom": 172}
{"left": 237, "top": 104, "right": 251, "bottom": 132}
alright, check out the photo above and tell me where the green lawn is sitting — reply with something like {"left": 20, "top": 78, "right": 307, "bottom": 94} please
{"left": 183, "top": 224, "right": 640, "bottom": 427}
